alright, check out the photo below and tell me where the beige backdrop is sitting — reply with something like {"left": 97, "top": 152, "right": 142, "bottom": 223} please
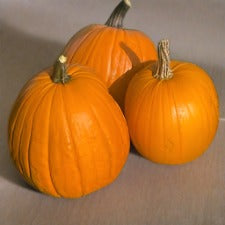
{"left": 0, "top": 0, "right": 225, "bottom": 224}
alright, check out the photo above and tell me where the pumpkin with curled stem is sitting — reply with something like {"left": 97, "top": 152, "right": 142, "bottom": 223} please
{"left": 125, "top": 40, "right": 219, "bottom": 165}
{"left": 63, "top": 0, "right": 157, "bottom": 110}
{"left": 8, "top": 55, "right": 130, "bottom": 198}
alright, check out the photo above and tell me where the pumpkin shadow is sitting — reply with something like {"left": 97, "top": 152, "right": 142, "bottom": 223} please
{"left": 130, "top": 143, "right": 142, "bottom": 157}
{"left": 109, "top": 42, "right": 156, "bottom": 111}
{"left": 0, "top": 23, "right": 64, "bottom": 190}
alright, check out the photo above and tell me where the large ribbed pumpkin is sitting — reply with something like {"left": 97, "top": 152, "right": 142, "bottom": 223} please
{"left": 63, "top": 0, "right": 157, "bottom": 110}
{"left": 125, "top": 40, "right": 219, "bottom": 165}
{"left": 8, "top": 56, "right": 130, "bottom": 198}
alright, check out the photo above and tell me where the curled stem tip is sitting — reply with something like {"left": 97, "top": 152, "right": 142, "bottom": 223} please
{"left": 52, "top": 55, "right": 71, "bottom": 84}
{"left": 153, "top": 39, "right": 173, "bottom": 80}
{"left": 105, "top": 0, "right": 131, "bottom": 28}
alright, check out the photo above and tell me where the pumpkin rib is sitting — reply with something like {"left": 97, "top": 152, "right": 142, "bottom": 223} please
{"left": 140, "top": 81, "right": 153, "bottom": 153}
{"left": 15, "top": 114, "right": 28, "bottom": 177}
{"left": 80, "top": 89, "right": 112, "bottom": 181}
{"left": 160, "top": 84, "right": 166, "bottom": 162}
{"left": 169, "top": 81, "right": 183, "bottom": 161}
{"left": 121, "top": 30, "right": 129, "bottom": 75}
{"left": 83, "top": 27, "right": 107, "bottom": 68}
{"left": 46, "top": 86, "right": 63, "bottom": 197}
{"left": 10, "top": 101, "right": 26, "bottom": 174}
{"left": 91, "top": 83, "right": 128, "bottom": 157}
{"left": 175, "top": 70, "right": 208, "bottom": 89}
{"left": 87, "top": 79, "right": 129, "bottom": 171}
{"left": 108, "top": 105, "right": 129, "bottom": 158}
{"left": 132, "top": 79, "right": 157, "bottom": 146}
{"left": 197, "top": 85, "right": 213, "bottom": 141}
{"left": 87, "top": 27, "right": 113, "bottom": 83}
{"left": 9, "top": 82, "right": 51, "bottom": 152}
{"left": 90, "top": 104, "right": 113, "bottom": 181}
{"left": 110, "top": 29, "right": 124, "bottom": 86}
{"left": 70, "top": 72, "right": 107, "bottom": 90}
{"left": 171, "top": 62, "right": 188, "bottom": 72}
{"left": 186, "top": 84, "right": 215, "bottom": 158}
{"left": 26, "top": 85, "right": 55, "bottom": 190}
{"left": 147, "top": 81, "right": 162, "bottom": 158}
{"left": 96, "top": 27, "right": 123, "bottom": 86}
{"left": 153, "top": 82, "right": 165, "bottom": 161}
{"left": 180, "top": 75, "right": 212, "bottom": 143}
{"left": 64, "top": 25, "right": 97, "bottom": 63}
{"left": 60, "top": 87, "right": 84, "bottom": 196}
{"left": 174, "top": 64, "right": 218, "bottom": 160}
{"left": 32, "top": 86, "right": 60, "bottom": 195}
{"left": 195, "top": 74, "right": 219, "bottom": 119}
{"left": 68, "top": 27, "right": 103, "bottom": 64}
{"left": 116, "top": 29, "right": 127, "bottom": 85}
{"left": 209, "top": 88, "right": 220, "bottom": 128}
{"left": 105, "top": 28, "right": 118, "bottom": 85}
{"left": 9, "top": 81, "right": 50, "bottom": 133}
{"left": 12, "top": 83, "right": 52, "bottom": 181}
{"left": 94, "top": 88, "right": 128, "bottom": 162}
{"left": 134, "top": 32, "right": 143, "bottom": 62}
{"left": 142, "top": 80, "right": 159, "bottom": 154}
{"left": 192, "top": 83, "right": 211, "bottom": 143}
{"left": 70, "top": 27, "right": 105, "bottom": 68}
{"left": 185, "top": 88, "right": 208, "bottom": 150}
{"left": 18, "top": 113, "right": 33, "bottom": 185}
{"left": 163, "top": 82, "right": 172, "bottom": 163}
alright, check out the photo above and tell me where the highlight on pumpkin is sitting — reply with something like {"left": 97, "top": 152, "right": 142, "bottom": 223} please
{"left": 125, "top": 39, "right": 219, "bottom": 165}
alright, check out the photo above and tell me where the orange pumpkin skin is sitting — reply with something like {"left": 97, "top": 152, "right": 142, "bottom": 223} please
{"left": 125, "top": 60, "right": 219, "bottom": 164}
{"left": 63, "top": 25, "right": 157, "bottom": 88}
{"left": 8, "top": 62, "right": 130, "bottom": 198}
{"left": 62, "top": 1, "right": 157, "bottom": 110}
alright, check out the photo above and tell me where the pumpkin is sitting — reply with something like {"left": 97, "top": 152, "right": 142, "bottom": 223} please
{"left": 63, "top": 0, "right": 157, "bottom": 110}
{"left": 125, "top": 40, "right": 219, "bottom": 164}
{"left": 8, "top": 55, "right": 130, "bottom": 198}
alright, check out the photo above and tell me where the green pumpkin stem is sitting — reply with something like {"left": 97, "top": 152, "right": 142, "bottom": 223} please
{"left": 153, "top": 39, "right": 173, "bottom": 80}
{"left": 52, "top": 55, "right": 71, "bottom": 84}
{"left": 105, "top": 0, "right": 131, "bottom": 28}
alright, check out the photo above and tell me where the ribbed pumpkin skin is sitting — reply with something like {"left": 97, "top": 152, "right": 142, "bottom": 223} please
{"left": 63, "top": 25, "right": 157, "bottom": 109}
{"left": 8, "top": 65, "right": 130, "bottom": 198}
{"left": 125, "top": 61, "right": 219, "bottom": 164}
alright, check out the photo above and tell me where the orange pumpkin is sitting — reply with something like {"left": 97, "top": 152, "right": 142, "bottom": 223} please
{"left": 125, "top": 40, "right": 219, "bottom": 164}
{"left": 8, "top": 55, "right": 130, "bottom": 198}
{"left": 63, "top": 0, "right": 157, "bottom": 110}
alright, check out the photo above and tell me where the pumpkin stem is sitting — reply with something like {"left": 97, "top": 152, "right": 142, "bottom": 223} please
{"left": 153, "top": 39, "right": 173, "bottom": 80}
{"left": 51, "top": 55, "right": 71, "bottom": 84}
{"left": 105, "top": 0, "right": 131, "bottom": 28}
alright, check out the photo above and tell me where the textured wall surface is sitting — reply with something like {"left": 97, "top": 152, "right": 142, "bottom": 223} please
{"left": 0, "top": 0, "right": 225, "bottom": 224}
